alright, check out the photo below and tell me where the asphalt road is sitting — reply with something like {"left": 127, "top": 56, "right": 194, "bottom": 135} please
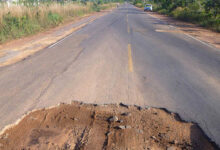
{"left": 0, "top": 3, "right": 220, "bottom": 146}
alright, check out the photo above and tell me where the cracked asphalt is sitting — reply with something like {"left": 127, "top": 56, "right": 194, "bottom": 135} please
{"left": 0, "top": 3, "right": 220, "bottom": 147}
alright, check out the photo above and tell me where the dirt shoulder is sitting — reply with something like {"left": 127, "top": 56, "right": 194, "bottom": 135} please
{"left": 0, "top": 101, "right": 217, "bottom": 150}
{"left": 145, "top": 11, "right": 220, "bottom": 49}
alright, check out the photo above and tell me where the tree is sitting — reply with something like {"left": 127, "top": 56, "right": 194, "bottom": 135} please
{"left": 204, "top": 0, "right": 220, "bottom": 17}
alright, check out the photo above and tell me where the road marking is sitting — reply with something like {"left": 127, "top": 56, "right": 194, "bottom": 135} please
{"left": 183, "top": 33, "right": 213, "bottom": 48}
{"left": 48, "top": 17, "right": 97, "bottom": 49}
{"left": 48, "top": 22, "right": 88, "bottom": 49}
{"left": 127, "top": 25, "right": 130, "bottom": 33}
{"left": 155, "top": 29, "right": 213, "bottom": 48}
{"left": 128, "top": 44, "right": 133, "bottom": 72}
{"left": 155, "top": 29, "right": 182, "bottom": 33}
{"left": 148, "top": 12, "right": 214, "bottom": 49}
{"left": 48, "top": 33, "right": 74, "bottom": 48}
{"left": 127, "top": 14, "right": 130, "bottom": 34}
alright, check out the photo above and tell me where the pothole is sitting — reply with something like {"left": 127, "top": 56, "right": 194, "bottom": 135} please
{"left": 0, "top": 101, "right": 218, "bottom": 150}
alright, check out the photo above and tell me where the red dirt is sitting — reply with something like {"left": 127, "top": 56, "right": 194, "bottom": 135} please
{"left": 0, "top": 101, "right": 217, "bottom": 150}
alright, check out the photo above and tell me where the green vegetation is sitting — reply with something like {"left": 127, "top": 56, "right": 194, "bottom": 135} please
{"left": 0, "top": 1, "right": 117, "bottom": 43}
{"left": 133, "top": 0, "right": 144, "bottom": 8}
{"left": 133, "top": 0, "right": 220, "bottom": 32}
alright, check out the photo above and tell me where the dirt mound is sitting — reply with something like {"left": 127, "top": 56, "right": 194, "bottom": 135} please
{"left": 0, "top": 101, "right": 217, "bottom": 150}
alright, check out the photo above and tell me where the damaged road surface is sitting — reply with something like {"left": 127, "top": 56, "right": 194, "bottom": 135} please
{"left": 0, "top": 3, "right": 220, "bottom": 149}
{"left": 0, "top": 102, "right": 217, "bottom": 150}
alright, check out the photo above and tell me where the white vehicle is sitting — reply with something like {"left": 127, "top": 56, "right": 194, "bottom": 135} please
{"left": 144, "top": 4, "right": 153, "bottom": 11}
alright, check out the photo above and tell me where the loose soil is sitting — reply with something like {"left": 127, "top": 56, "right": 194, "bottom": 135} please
{"left": 0, "top": 101, "right": 217, "bottom": 150}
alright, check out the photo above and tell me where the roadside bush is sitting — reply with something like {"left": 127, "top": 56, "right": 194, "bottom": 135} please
{"left": 0, "top": 2, "right": 116, "bottom": 43}
{"left": 92, "top": 2, "right": 101, "bottom": 12}
{"left": 151, "top": 3, "right": 160, "bottom": 11}
{"left": 150, "top": 0, "right": 220, "bottom": 32}
{"left": 133, "top": 0, "right": 143, "bottom": 8}
{"left": 47, "top": 12, "right": 63, "bottom": 26}
{"left": 158, "top": 9, "right": 169, "bottom": 14}
{"left": 169, "top": 7, "right": 220, "bottom": 32}
{"left": 135, "top": 3, "right": 143, "bottom": 8}
{"left": 201, "top": 17, "right": 220, "bottom": 32}
{"left": 172, "top": 7, "right": 206, "bottom": 22}
{"left": 171, "top": 7, "right": 184, "bottom": 18}
{"left": 0, "top": 12, "right": 40, "bottom": 41}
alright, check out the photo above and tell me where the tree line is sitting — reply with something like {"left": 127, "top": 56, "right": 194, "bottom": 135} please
{"left": 133, "top": 0, "right": 220, "bottom": 32}
{"left": 153, "top": 0, "right": 219, "bottom": 18}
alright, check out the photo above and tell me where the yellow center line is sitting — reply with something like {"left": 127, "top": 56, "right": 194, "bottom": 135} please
{"left": 128, "top": 44, "right": 133, "bottom": 72}
{"left": 127, "top": 25, "right": 130, "bottom": 34}
{"left": 127, "top": 14, "right": 130, "bottom": 34}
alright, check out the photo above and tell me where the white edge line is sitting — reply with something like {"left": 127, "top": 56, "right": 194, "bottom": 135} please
{"left": 48, "top": 12, "right": 108, "bottom": 49}
{"left": 48, "top": 16, "right": 100, "bottom": 49}
{"left": 184, "top": 33, "right": 213, "bottom": 48}
{"left": 48, "top": 32, "right": 75, "bottom": 49}
{"left": 48, "top": 18, "right": 92, "bottom": 49}
{"left": 146, "top": 13, "right": 214, "bottom": 49}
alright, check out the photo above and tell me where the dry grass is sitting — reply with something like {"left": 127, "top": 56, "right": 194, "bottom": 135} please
{"left": 0, "top": 2, "right": 93, "bottom": 23}
{"left": 0, "top": 2, "right": 115, "bottom": 42}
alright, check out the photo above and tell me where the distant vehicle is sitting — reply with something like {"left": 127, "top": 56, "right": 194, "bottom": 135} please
{"left": 144, "top": 4, "right": 153, "bottom": 11}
